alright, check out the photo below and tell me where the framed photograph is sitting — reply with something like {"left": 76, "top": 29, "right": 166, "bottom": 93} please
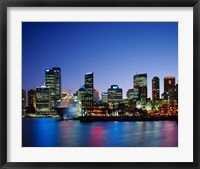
{"left": 0, "top": 0, "right": 199, "bottom": 168}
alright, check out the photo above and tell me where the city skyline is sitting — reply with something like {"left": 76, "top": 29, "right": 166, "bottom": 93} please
{"left": 22, "top": 22, "right": 178, "bottom": 98}
{"left": 23, "top": 70, "right": 177, "bottom": 100}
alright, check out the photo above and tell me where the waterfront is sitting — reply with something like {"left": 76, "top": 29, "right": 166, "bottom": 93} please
{"left": 22, "top": 118, "right": 178, "bottom": 147}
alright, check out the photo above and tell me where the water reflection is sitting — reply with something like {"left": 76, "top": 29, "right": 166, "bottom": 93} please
{"left": 22, "top": 118, "right": 178, "bottom": 147}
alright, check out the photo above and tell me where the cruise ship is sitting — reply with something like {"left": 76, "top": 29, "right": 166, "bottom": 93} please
{"left": 56, "top": 93, "right": 82, "bottom": 120}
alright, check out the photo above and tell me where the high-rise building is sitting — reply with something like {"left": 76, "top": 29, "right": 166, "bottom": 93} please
{"left": 93, "top": 89, "right": 100, "bottom": 102}
{"left": 133, "top": 88, "right": 139, "bottom": 101}
{"left": 133, "top": 73, "right": 147, "bottom": 101}
{"left": 83, "top": 72, "right": 94, "bottom": 108}
{"left": 45, "top": 67, "right": 61, "bottom": 110}
{"left": 126, "top": 88, "right": 134, "bottom": 100}
{"left": 164, "top": 76, "right": 175, "bottom": 100}
{"left": 22, "top": 89, "right": 26, "bottom": 114}
{"left": 77, "top": 85, "right": 85, "bottom": 102}
{"left": 152, "top": 77, "right": 160, "bottom": 101}
{"left": 102, "top": 92, "right": 108, "bottom": 103}
{"left": 28, "top": 89, "right": 36, "bottom": 113}
{"left": 169, "top": 84, "right": 178, "bottom": 101}
{"left": 36, "top": 85, "right": 51, "bottom": 113}
{"left": 108, "top": 85, "right": 123, "bottom": 103}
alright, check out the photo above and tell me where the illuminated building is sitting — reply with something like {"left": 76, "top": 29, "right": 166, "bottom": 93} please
{"left": 126, "top": 88, "right": 134, "bottom": 100}
{"left": 45, "top": 67, "right": 61, "bottom": 110}
{"left": 169, "top": 84, "right": 178, "bottom": 101}
{"left": 164, "top": 76, "right": 175, "bottom": 100}
{"left": 28, "top": 89, "right": 36, "bottom": 113}
{"left": 108, "top": 85, "right": 123, "bottom": 103}
{"left": 22, "top": 89, "right": 26, "bottom": 114}
{"left": 83, "top": 72, "right": 94, "bottom": 109}
{"left": 93, "top": 89, "right": 100, "bottom": 102}
{"left": 133, "top": 73, "right": 147, "bottom": 101}
{"left": 133, "top": 88, "right": 139, "bottom": 101}
{"left": 36, "top": 85, "right": 51, "bottom": 113}
{"left": 89, "top": 102, "right": 109, "bottom": 116}
{"left": 122, "top": 98, "right": 129, "bottom": 111}
{"left": 102, "top": 92, "right": 108, "bottom": 103}
{"left": 77, "top": 85, "right": 85, "bottom": 102}
{"left": 152, "top": 77, "right": 160, "bottom": 101}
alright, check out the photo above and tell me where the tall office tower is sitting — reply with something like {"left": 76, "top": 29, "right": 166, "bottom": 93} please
{"left": 83, "top": 72, "right": 94, "bottom": 108}
{"left": 152, "top": 77, "right": 160, "bottom": 101}
{"left": 102, "top": 92, "right": 108, "bottom": 103}
{"left": 126, "top": 88, "right": 134, "bottom": 101}
{"left": 133, "top": 73, "right": 147, "bottom": 101}
{"left": 93, "top": 89, "right": 100, "bottom": 102}
{"left": 133, "top": 88, "right": 139, "bottom": 101}
{"left": 28, "top": 89, "right": 36, "bottom": 113}
{"left": 108, "top": 85, "right": 123, "bottom": 103}
{"left": 45, "top": 67, "right": 61, "bottom": 110}
{"left": 164, "top": 76, "right": 175, "bottom": 100}
{"left": 36, "top": 85, "right": 51, "bottom": 113}
{"left": 169, "top": 84, "right": 178, "bottom": 101}
{"left": 22, "top": 89, "right": 26, "bottom": 114}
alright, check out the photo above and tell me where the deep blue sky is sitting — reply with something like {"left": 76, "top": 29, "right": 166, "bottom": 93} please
{"left": 22, "top": 22, "right": 178, "bottom": 98}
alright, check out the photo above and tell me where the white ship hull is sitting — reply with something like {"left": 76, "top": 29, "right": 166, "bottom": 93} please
{"left": 56, "top": 100, "right": 81, "bottom": 120}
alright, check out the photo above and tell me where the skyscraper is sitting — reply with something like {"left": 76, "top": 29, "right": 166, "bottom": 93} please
{"left": 45, "top": 67, "right": 61, "bottom": 110}
{"left": 152, "top": 77, "right": 160, "bottom": 101}
{"left": 108, "top": 85, "right": 123, "bottom": 103}
{"left": 164, "top": 76, "right": 175, "bottom": 100}
{"left": 36, "top": 85, "right": 51, "bottom": 113}
{"left": 169, "top": 84, "right": 178, "bottom": 101}
{"left": 28, "top": 89, "right": 36, "bottom": 113}
{"left": 133, "top": 73, "right": 147, "bottom": 101}
{"left": 102, "top": 92, "right": 108, "bottom": 103}
{"left": 83, "top": 72, "right": 94, "bottom": 109}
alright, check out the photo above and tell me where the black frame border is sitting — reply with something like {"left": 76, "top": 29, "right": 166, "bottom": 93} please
{"left": 0, "top": 0, "right": 200, "bottom": 169}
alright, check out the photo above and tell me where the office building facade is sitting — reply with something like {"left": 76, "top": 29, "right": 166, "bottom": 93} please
{"left": 152, "top": 77, "right": 160, "bottom": 101}
{"left": 133, "top": 73, "right": 147, "bottom": 101}
{"left": 108, "top": 85, "right": 123, "bottom": 103}
{"left": 169, "top": 84, "right": 178, "bottom": 101}
{"left": 36, "top": 85, "right": 51, "bottom": 113}
{"left": 45, "top": 67, "right": 61, "bottom": 110}
{"left": 164, "top": 76, "right": 175, "bottom": 100}
{"left": 83, "top": 72, "right": 94, "bottom": 108}
{"left": 102, "top": 92, "right": 108, "bottom": 103}
{"left": 76, "top": 85, "right": 85, "bottom": 102}
{"left": 28, "top": 89, "right": 36, "bottom": 113}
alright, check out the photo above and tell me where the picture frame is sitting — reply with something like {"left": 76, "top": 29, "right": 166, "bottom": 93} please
{"left": 0, "top": 0, "right": 199, "bottom": 168}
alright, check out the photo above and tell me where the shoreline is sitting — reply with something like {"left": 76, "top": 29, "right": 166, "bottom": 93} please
{"left": 23, "top": 114, "right": 59, "bottom": 118}
{"left": 23, "top": 114, "right": 178, "bottom": 123}
{"left": 78, "top": 116, "right": 178, "bottom": 122}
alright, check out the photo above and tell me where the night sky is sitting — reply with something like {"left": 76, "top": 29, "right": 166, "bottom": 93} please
{"left": 22, "top": 22, "right": 178, "bottom": 98}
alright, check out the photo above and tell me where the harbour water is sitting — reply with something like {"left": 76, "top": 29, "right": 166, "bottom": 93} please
{"left": 22, "top": 118, "right": 178, "bottom": 147}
